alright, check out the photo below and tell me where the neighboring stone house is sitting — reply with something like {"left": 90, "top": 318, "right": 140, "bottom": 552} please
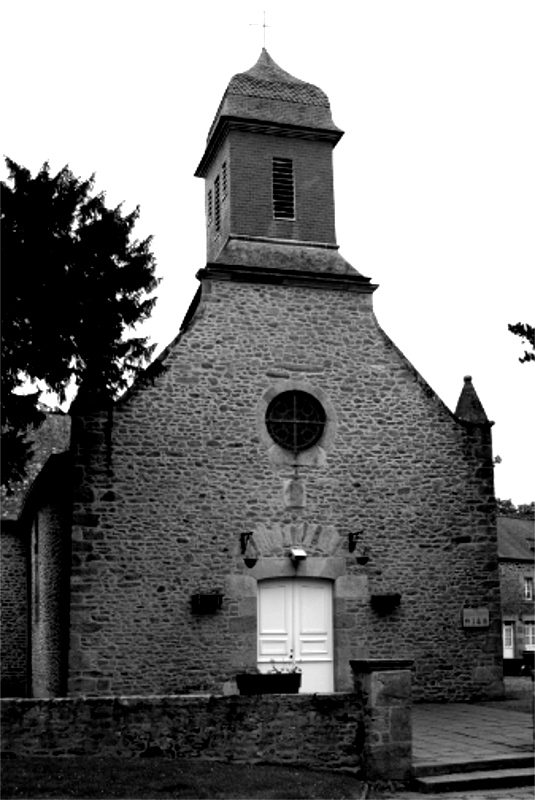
{"left": 1, "top": 49, "right": 504, "bottom": 702}
{"left": 497, "top": 515, "right": 535, "bottom": 672}
{"left": 1, "top": 413, "right": 70, "bottom": 697}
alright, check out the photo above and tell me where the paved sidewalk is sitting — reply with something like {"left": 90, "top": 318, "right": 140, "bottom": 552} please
{"left": 387, "top": 787, "right": 534, "bottom": 799}
{"left": 412, "top": 703, "right": 533, "bottom": 766}
{"left": 378, "top": 701, "right": 534, "bottom": 799}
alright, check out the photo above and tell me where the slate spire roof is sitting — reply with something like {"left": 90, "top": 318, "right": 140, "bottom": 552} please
{"left": 227, "top": 47, "right": 331, "bottom": 108}
{"left": 455, "top": 376, "right": 489, "bottom": 423}
{"left": 205, "top": 48, "right": 342, "bottom": 144}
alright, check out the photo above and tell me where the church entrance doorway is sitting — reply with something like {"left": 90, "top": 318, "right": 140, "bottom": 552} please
{"left": 257, "top": 578, "right": 334, "bottom": 692}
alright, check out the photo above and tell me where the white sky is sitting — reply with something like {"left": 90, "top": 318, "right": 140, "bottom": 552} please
{"left": 1, "top": 0, "right": 534, "bottom": 504}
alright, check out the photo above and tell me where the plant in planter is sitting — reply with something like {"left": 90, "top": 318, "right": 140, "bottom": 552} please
{"left": 190, "top": 588, "right": 224, "bottom": 615}
{"left": 236, "top": 660, "right": 302, "bottom": 695}
{"left": 370, "top": 592, "right": 402, "bottom": 614}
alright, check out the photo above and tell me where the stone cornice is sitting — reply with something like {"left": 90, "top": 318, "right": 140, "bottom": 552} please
{"left": 195, "top": 116, "right": 344, "bottom": 178}
{"left": 197, "top": 263, "right": 378, "bottom": 293}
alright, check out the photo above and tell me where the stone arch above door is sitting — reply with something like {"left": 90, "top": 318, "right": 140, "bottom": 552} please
{"left": 244, "top": 521, "right": 343, "bottom": 560}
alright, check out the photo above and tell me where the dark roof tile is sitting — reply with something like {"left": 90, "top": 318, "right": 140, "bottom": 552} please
{"left": 497, "top": 515, "right": 535, "bottom": 561}
{"left": 454, "top": 376, "right": 489, "bottom": 423}
{"left": 206, "top": 49, "right": 341, "bottom": 142}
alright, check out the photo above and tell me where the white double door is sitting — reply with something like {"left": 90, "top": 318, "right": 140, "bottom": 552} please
{"left": 257, "top": 578, "right": 333, "bottom": 693}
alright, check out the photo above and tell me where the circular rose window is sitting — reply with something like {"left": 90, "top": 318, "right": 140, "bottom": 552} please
{"left": 265, "top": 390, "right": 326, "bottom": 454}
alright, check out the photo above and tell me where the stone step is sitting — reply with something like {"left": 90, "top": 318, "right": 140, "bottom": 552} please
{"left": 413, "top": 753, "right": 534, "bottom": 777}
{"left": 412, "top": 765, "right": 534, "bottom": 794}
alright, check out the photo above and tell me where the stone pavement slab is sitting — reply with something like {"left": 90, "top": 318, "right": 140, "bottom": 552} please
{"left": 382, "top": 788, "right": 534, "bottom": 799}
{"left": 412, "top": 703, "right": 533, "bottom": 767}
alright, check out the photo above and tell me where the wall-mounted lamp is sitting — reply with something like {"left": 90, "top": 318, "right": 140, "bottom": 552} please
{"left": 240, "top": 532, "right": 253, "bottom": 555}
{"left": 348, "top": 530, "right": 364, "bottom": 553}
{"left": 289, "top": 546, "right": 307, "bottom": 562}
{"left": 349, "top": 530, "right": 369, "bottom": 564}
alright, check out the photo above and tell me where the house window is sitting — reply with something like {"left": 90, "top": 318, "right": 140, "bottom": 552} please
{"left": 214, "top": 175, "right": 221, "bottom": 234}
{"left": 273, "top": 157, "right": 295, "bottom": 220}
{"left": 266, "top": 390, "right": 325, "bottom": 454}
{"left": 207, "top": 190, "right": 213, "bottom": 227}
{"left": 525, "top": 621, "right": 535, "bottom": 650}
{"left": 222, "top": 161, "right": 228, "bottom": 201}
{"left": 525, "top": 576, "right": 534, "bottom": 601}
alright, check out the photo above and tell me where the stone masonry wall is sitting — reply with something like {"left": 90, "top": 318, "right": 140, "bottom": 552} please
{"left": 68, "top": 276, "right": 502, "bottom": 700}
{"left": 0, "top": 694, "right": 364, "bottom": 771}
{"left": 0, "top": 525, "right": 27, "bottom": 697}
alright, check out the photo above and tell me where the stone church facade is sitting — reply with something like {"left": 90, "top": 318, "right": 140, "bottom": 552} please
{"left": 2, "top": 50, "right": 503, "bottom": 701}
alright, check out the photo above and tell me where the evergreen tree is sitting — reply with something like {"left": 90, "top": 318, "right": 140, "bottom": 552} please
{"left": 1, "top": 158, "right": 159, "bottom": 489}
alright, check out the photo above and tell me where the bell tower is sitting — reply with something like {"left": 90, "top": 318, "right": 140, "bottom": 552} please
{"left": 195, "top": 49, "right": 361, "bottom": 276}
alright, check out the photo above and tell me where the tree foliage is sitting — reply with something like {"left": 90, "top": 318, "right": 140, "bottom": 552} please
{"left": 496, "top": 498, "right": 535, "bottom": 519}
{"left": 1, "top": 158, "right": 159, "bottom": 489}
{"left": 508, "top": 322, "right": 535, "bottom": 364}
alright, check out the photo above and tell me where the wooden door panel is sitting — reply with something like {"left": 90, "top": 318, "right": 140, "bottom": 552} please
{"left": 258, "top": 581, "right": 292, "bottom": 661}
{"left": 295, "top": 580, "right": 332, "bottom": 662}
{"left": 257, "top": 578, "right": 334, "bottom": 691}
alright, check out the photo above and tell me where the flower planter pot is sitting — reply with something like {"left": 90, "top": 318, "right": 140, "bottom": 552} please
{"left": 190, "top": 593, "right": 224, "bottom": 614}
{"left": 370, "top": 593, "right": 401, "bottom": 614}
{"left": 236, "top": 672, "right": 302, "bottom": 695}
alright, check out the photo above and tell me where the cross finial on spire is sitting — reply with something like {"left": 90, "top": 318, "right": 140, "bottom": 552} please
{"left": 249, "top": 10, "right": 270, "bottom": 48}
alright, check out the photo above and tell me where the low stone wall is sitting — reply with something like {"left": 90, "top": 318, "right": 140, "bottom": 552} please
{"left": 0, "top": 694, "right": 365, "bottom": 771}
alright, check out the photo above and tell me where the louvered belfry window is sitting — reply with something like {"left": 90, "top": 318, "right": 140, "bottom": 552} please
{"left": 273, "top": 157, "right": 295, "bottom": 220}
{"left": 214, "top": 175, "right": 221, "bottom": 233}
{"left": 266, "top": 391, "right": 325, "bottom": 454}
{"left": 207, "top": 189, "right": 213, "bottom": 227}
{"left": 222, "top": 161, "right": 228, "bottom": 200}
